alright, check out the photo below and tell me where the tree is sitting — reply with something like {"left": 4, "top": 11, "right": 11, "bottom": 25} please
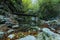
{"left": 38, "top": 0, "right": 59, "bottom": 20}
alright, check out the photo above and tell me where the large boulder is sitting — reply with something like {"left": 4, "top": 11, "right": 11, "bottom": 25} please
{"left": 17, "top": 35, "right": 36, "bottom": 40}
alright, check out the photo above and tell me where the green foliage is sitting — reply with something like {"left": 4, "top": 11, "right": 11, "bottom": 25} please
{"left": 22, "top": 0, "right": 39, "bottom": 14}
{"left": 38, "top": 0, "right": 60, "bottom": 20}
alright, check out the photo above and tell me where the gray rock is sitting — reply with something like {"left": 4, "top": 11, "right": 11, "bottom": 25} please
{"left": 12, "top": 24, "right": 19, "bottom": 28}
{"left": 8, "top": 34, "right": 15, "bottom": 39}
{"left": 7, "top": 29, "right": 14, "bottom": 33}
{"left": 17, "top": 35, "right": 36, "bottom": 40}
{"left": 0, "top": 31, "right": 5, "bottom": 38}
{"left": 0, "top": 15, "right": 4, "bottom": 20}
